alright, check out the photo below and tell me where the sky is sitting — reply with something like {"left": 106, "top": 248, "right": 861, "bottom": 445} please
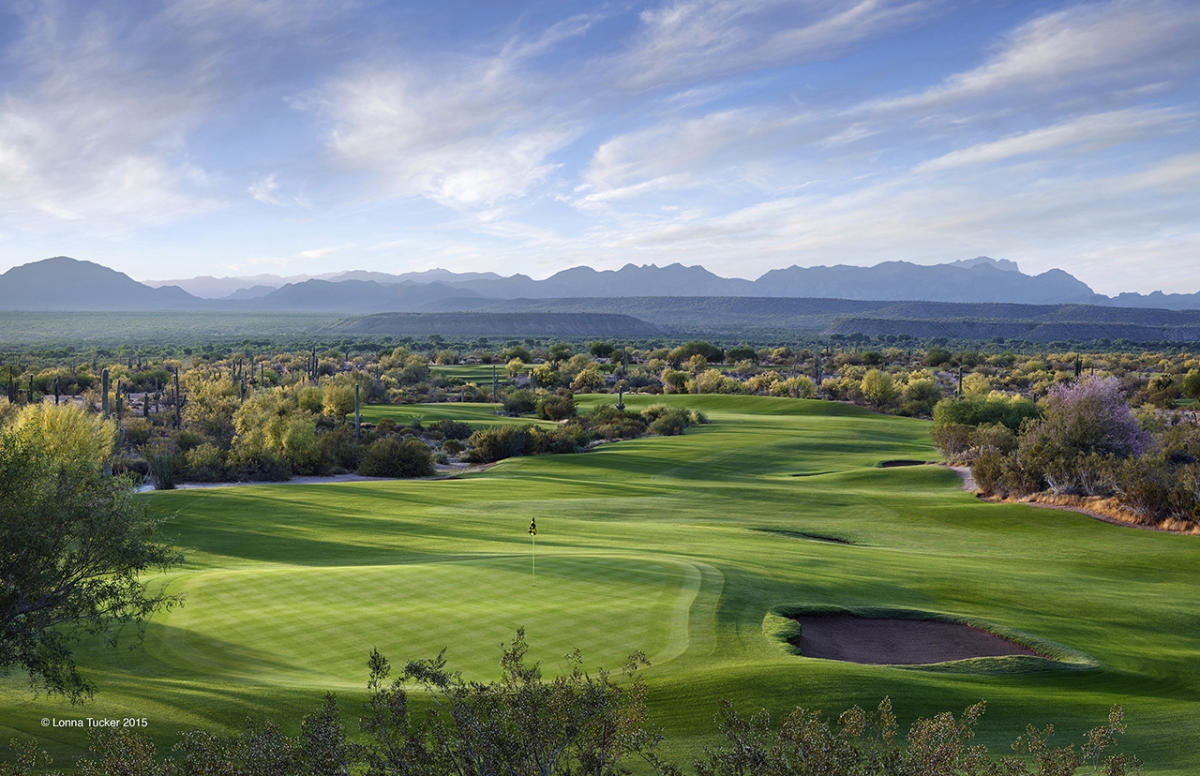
{"left": 0, "top": 0, "right": 1197, "bottom": 295}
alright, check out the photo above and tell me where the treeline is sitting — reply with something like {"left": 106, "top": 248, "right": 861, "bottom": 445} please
{"left": 933, "top": 376, "right": 1200, "bottom": 531}
{"left": 1, "top": 632, "right": 1140, "bottom": 776}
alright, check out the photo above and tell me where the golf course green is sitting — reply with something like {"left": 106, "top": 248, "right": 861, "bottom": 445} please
{"left": 2, "top": 395, "right": 1197, "bottom": 772}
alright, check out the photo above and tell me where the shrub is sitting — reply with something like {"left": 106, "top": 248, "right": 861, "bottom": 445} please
{"left": 432, "top": 419, "right": 472, "bottom": 439}
{"left": 141, "top": 440, "right": 179, "bottom": 490}
{"left": 933, "top": 395, "right": 1040, "bottom": 433}
{"left": 122, "top": 418, "right": 152, "bottom": 446}
{"left": 226, "top": 448, "right": 292, "bottom": 482}
{"left": 442, "top": 439, "right": 463, "bottom": 456}
{"left": 931, "top": 422, "right": 972, "bottom": 462}
{"left": 645, "top": 407, "right": 698, "bottom": 436}
{"left": 538, "top": 393, "right": 576, "bottom": 420}
{"left": 358, "top": 437, "right": 435, "bottom": 478}
{"left": 503, "top": 389, "right": 536, "bottom": 415}
{"left": 464, "top": 425, "right": 588, "bottom": 463}
{"left": 695, "top": 699, "right": 1137, "bottom": 776}
{"left": 183, "top": 443, "right": 226, "bottom": 482}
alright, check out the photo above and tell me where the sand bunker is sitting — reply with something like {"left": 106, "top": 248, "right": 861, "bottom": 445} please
{"left": 787, "top": 614, "right": 1042, "bottom": 664}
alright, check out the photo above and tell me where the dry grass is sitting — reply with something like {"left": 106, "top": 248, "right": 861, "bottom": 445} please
{"left": 980, "top": 491, "right": 1200, "bottom": 535}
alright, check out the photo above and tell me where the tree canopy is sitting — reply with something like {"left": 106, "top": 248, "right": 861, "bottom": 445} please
{"left": 0, "top": 403, "right": 181, "bottom": 700}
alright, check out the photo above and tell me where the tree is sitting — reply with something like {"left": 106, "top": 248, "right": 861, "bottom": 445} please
{"left": 589, "top": 341, "right": 614, "bottom": 359}
{"left": 571, "top": 367, "right": 605, "bottom": 392}
{"left": 1183, "top": 369, "right": 1200, "bottom": 401}
{"left": 0, "top": 404, "right": 181, "bottom": 700}
{"left": 860, "top": 369, "right": 897, "bottom": 408}
{"left": 322, "top": 384, "right": 355, "bottom": 419}
{"left": 1025, "top": 376, "right": 1149, "bottom": 460}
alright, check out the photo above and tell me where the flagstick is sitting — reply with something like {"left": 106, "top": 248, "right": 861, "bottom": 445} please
{"left": 531, "top": 532, "right": 536, "bottom": 583}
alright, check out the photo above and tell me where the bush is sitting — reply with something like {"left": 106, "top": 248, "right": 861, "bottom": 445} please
{"left": 442, "top": 439, "right": 463, "bottom": 456}
{"left": 503, "top": 389, "right": 536, "bottom": 415}
{"left": 464, "top": 425, "right": 589, "bottom": 464}
{"left": 933, "top": 395, "right": 1040, "bottom": 433}
{"left": 538, "top": 393, "right": 576, "bottom": 420}
{"left": 644, "top": 406, "right": 699, "bottom": 437}
{"left": 931, "top": 422, "right": 972, "bottom": 462}
{"left": 183, "top": 443, "right": 226, "bottom": 481}
{"left": 695, "top": 698, "right": 1137, "bottom": 776}
{"left": 141, "top": 440, "right": 180, "bottom": 490}
{"left": 122, "top": 418, "right": 151, "bottom": 446}
{"left": 432, "top": 419, "right": 472, "bottom": 440}
{"left": 226, "top": 448, "right": 292, "bottom": 482}
{"left": 358, "top": 437, "right": 435, "bottom": 478}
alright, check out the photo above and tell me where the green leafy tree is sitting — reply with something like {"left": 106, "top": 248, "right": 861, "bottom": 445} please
{"left": 860, "top": 369, "right": 897, "bottom": 408}
{"left": 0, "top": 404, "right": 181, "bottom": 700}
{"left": 1182, "top": 369, "right": 1200, "bottom": 401}
{"left": 589, "top": 341, "right": 615, "bottom": 359}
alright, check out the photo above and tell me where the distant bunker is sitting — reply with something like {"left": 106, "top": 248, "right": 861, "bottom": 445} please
{"left": 787, "top": 614, "right": 1043, "bottom": 665}
{"left": 877, "top": 459, "right": 929, "bottom": 467}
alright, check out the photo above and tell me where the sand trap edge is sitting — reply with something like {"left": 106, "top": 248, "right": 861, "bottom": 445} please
{"left": 763, "top": 604, "right": 1098, "bottom": 674}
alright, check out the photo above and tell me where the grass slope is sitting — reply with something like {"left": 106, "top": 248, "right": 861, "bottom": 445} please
{"left": 2, "top": 395, "right": 1198, "bottom": 773}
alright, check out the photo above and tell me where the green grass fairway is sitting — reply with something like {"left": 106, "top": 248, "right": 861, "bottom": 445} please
{"left": 358, "top": 401, "right": 555, "bottom": 428}
{"left": 430, "top": 364, "right": 514, "bottom": 386}
{"left": 3, "top": 395, "right": 1199, "bottom": 773}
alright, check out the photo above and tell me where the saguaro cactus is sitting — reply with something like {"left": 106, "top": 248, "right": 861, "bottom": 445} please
{"left": 173, "top": 368, "right": 181, "bottom": 429}
{"left": 102, "top": 368, "right": 110, "bottom": 419}
{"left": 355, "top": 383, "right": 361, "bottom": 443}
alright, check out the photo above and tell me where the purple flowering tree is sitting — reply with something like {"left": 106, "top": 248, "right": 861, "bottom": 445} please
{"left": 1033, "top": 376, "right": 1151, "bottom": 458}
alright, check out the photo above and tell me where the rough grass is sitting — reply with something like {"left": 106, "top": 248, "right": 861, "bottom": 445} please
{"left": 1, "top": 394, "right": 1198, "bottom": 774}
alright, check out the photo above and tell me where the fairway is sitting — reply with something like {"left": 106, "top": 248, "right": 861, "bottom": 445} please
{"left": 2, "top": 395, "right": 1198, "bottom": 773}
{"left": 359, "top": 401, "right": 555, "bottom": 428}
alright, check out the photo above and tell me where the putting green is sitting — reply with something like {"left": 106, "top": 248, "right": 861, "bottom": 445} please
{"left": 1, "top": 395, "right": 1197, "bottom": 774}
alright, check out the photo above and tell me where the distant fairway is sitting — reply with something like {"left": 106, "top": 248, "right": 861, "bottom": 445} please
{"left": 358, "top": 401, "right": 553, "bottom": 428}
{"left": 2, "top": 395, "right": 1199, "bottom": 773}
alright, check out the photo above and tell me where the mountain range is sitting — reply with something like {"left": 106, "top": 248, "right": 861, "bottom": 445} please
{"left": 5, "top": 255, "right": 1200, "bottom": 313}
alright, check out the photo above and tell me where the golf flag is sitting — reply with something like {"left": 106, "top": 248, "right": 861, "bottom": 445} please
{"left": 529, "top": 518, "right": 537, "bottom": 535}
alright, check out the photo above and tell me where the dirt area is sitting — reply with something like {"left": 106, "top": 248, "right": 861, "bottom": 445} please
{"left": 787, "top": 614, "right": 1042, "bottom": 664}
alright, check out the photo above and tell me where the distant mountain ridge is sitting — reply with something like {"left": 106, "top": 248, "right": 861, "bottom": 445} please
{"left": 142, "top": 256, "right": 1104, "bottom": 304}
{"left": 0, "top": 257, "right": 201, "bottom": 310}
{"left": 6, "top": 255, "right": 1200, "bottom": 312}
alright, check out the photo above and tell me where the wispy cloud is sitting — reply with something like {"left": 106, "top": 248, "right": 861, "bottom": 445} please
{"left": 867, "top": 0, "right": 1200, "bottom": 114}
{"left": 617, "top": 0, "right": 935, "bottom": 91}
{"left": 307, "top": 18, "right": 596, "bottom": 210}
{"left": 913, "top": 107, "right": 1193, "bottom": 173}
{"left": 0, "top": 6, "right": 222, "bottom": 232}
{"left": 248, "top": 173, "right": 282, "bottom": 205}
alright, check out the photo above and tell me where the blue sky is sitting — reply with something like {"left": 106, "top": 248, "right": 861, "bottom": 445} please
{"left": 0, "top": 0, "right": 1197, "bottom": 294}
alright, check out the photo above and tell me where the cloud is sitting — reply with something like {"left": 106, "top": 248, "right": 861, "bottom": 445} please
{"left": 618, "top": 0, "right": 935, "bottom": 91}
{"left": 0, "top": 5, "right": 224, "bottom": 233}
{"left": 913, "top": 107, "right": 1193, "bottom": 173}
{"left": 248, "top": 174, "right": 282, "bottom": 205}
{"left": 868, "top": 0, "right": 1200, "bottom": 114}
{"left": 309, "top": 21, "right": 593, "bottom": 210}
